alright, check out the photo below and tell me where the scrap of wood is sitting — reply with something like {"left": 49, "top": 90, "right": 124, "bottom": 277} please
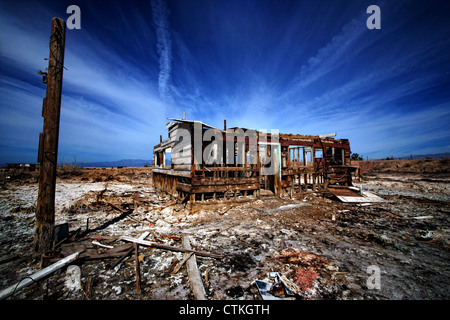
{"left": 106, "top": 243, "right": 133, "bottom": 254}
{"left": 133, "top": 193, "right": 151, "bottom": 203}
{"left": 83, "top": 250, "right": 136, "bottom": 261}
{"left": 92, "top": 240, "right": 114, "bottom": 249}
{"left": 218, "top": 205, "right": 233, "bottom": 215}
{"left": 181, "top": 193, "right": 190, "bottom": 204}
{"left": 204, "top": 269, "right": 209, "bottom": 288}
{"left": 85, "top": 236, "right": 120, "bottom": 241}
{"left": 107, "top": 202, "right": 123, "bottom": 212}
{"left": 183, "top": 235, "right": 206, "bottom": 300}
{"left": 83, "top": 276, "right": 95, "bottom": 300}
{"left": 170, "top": 252, "right": 193, "bottom": 274}
{"left": 160, "top": 234, "right": 181, "bottom": 241}
{"left": 156, "top": 199, "right": 177, "bottom": 211}
{"left": 167, "top": 258, "right": 179, "bottom": 273}
{"left": 111, "top": 247, "right": 134, "bottom": 268}
{"left": 128, "top": 216, "right": 154, "bottom": 227}
{"left": 134, "top": 243, "right": 141, "bottom": 293}
{"left": 220, "top": 224, "right": 236, "bottom": 233}
{"left": 239, "top": 239, "right": 258, "bottom": 249}
{"left": 0, "top": 251, "right": 81, "bottom": 300}
{"left": 120, "top": 236, "right": 224, "bottom": 259}
{"left": 151, "top": 231, "right": 164, "bottom": 243}
{"left": 406, "top": 215, "right": 434, "bottom": 220}
{"left": 138, "top": 231, "right": 151, "bottom": 240}
{"left": 96, "top": 187, "right": 107, "bottom": 203}
{"left": 0, "top": 255, "right": 20, "bottom": 266}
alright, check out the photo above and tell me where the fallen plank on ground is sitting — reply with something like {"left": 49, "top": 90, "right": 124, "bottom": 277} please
{"left": 183, "top": 235, "right": 207, "bottom": 300}
{"left": 120, "top": 236, "right": 224, "bottom": 259}
{"left": 0, "top": 251, "right": 81, "bottom": 300}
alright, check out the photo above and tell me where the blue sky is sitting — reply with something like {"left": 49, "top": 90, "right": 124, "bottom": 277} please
{"left": 0, "top": 0, "right": 449, "bottom": 164}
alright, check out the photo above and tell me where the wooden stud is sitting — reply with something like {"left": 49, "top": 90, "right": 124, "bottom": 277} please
{"left": 134, "top": 243, "right": 141, "bottom": 293}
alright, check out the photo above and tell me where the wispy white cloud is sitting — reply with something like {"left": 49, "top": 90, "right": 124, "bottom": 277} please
{"left": 151, "top": 0, "right": 174, "bottom": 106}
{"left": 0, "top": 5, "right": 167, "bottom": 163}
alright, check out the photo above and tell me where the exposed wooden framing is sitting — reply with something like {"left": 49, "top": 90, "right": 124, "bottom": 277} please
{"left": 153, "top": 119, "right": 355, "bottom": 203}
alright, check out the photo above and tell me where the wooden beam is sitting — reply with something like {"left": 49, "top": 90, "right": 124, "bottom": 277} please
{"left": 134, "top": 243, "right": 141, "bottom": 293}
{"left": 183, "top": 235, "right": 206, "bottom": 300}
{"left": 34, "top": 17, "right": 66, "bottom": 254}
{"left": 0, "top": 251, "right": 80, "bottom": 300}
{"left": 120, "top": 236, "right": 224, "bottom": 259}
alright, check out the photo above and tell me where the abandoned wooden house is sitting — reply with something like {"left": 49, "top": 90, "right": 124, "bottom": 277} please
{"left": 152, "top": 118, "right": 357, "bottom": 204}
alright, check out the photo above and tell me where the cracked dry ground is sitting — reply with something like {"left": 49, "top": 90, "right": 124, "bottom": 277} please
{"left": 0, "top": 167, "right": 449, "bottom": 300}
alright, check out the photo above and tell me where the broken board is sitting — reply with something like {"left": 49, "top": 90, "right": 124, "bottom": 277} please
{"left": 328, "top": 186, "right": 384, "bottom": 203}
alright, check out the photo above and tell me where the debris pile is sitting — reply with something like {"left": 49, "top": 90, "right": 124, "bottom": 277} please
{"left": 0, "top": 165, "right": 449, "bottom": 300}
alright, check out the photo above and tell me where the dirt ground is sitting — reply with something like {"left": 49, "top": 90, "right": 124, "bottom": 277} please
{"left": 0, "top": 159, "right": 449, "bottom": 300}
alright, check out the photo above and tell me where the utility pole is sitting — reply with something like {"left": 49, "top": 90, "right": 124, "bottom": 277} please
{"left": 34, "top": 18, "right": 66, "bottom": 255}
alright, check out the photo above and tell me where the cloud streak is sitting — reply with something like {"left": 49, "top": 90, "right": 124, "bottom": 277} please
{"left": 0, "top": 0, "right": 449, "bottom": 164}
{"left": 151, "top": 0, "right": 173, "bottom": 106}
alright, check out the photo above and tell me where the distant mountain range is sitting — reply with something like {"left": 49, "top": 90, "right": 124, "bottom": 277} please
{"left": 2, "top": 153, "right": 449, "bottom": 168}
{"left": 83, "top": 153, "right": 450, "bottom": 166}
{"left": 387, "top": 153, "right": 450, "bottom": 160}
{"left": 81, "top": 159, "right": 152, "bottom": 167}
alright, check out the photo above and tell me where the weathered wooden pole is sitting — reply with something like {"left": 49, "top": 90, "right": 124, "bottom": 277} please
{"left": 34, "top": 17, "right": 66, "bottom": 254}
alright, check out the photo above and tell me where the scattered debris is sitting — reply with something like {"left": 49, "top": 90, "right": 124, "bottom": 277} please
{"left": 254, "top": 280, "right": 284, "bottom": 300}
{"left": 328, "top": 186, "right": 385, "bottom": 203}
{"left": 0, "top": 251, "right": 81, "bottom": 300}
{"left": 252, "top": 202, "right": 312, "bottom": 214}
{"left": 1, "top": 163, "right": 449, "bottom": 300}
{"left": 120, "top": 236, "right": 224, "bottom": 259}
{"left": 92, "top": 240, "right": 114, "bottom": 249}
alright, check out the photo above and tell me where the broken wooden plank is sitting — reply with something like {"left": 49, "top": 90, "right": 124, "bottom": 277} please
{"left": 92, "top": 240, "right": 114, "bottom": 249}
{"left": 218, "top": 205, "right": 233, "bottom": 215}
{"left": 138, "top": 231, "right": 151, "bottom": 240}
{"left": 120, "top": 236, "right": 224, "bottom": 259}
{"left": 111, "top": 247, "right": 134, "bottom": 268}
{"left": 0, "top": 255, "right": 20, "bottom": 266}
{"left": 183, "top": 235, "right": 206, "bottom": 300}
{"left": 83, "top": 276, "right": 95, "bottom": 300}
{"left": 170, "top": 252, "right": 193, "bottom": 274}
{"left": 406, "top": 215, "right": 434, "bottom": 220}
{"left": 105, "top": 243, "right": 133, "bottom": 254}
{"left": 0, "top": 251, "right": 80, "bottom": 300}
{"left": 160, "top": 233, "right": 181, "bottom": 241}
{"left": 82, "top": 251, "right": 137, "bottom": 261}
{"left": 239, "top": 239, "right": 258, "bottom": 249}
{"left": 107, "top": 202, "right": 124, "bottom": 212}
{"left": 134, "top": 243, "right": 141, "bottom": 293}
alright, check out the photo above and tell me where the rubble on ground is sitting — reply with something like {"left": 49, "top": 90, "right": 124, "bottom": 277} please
{"left": 0, "top": 163, "right": 449, "bottom": 300}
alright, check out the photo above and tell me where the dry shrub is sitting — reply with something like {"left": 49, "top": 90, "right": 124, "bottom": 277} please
{"left": 57, "top": 164, "right": 83, "bottom": 178}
